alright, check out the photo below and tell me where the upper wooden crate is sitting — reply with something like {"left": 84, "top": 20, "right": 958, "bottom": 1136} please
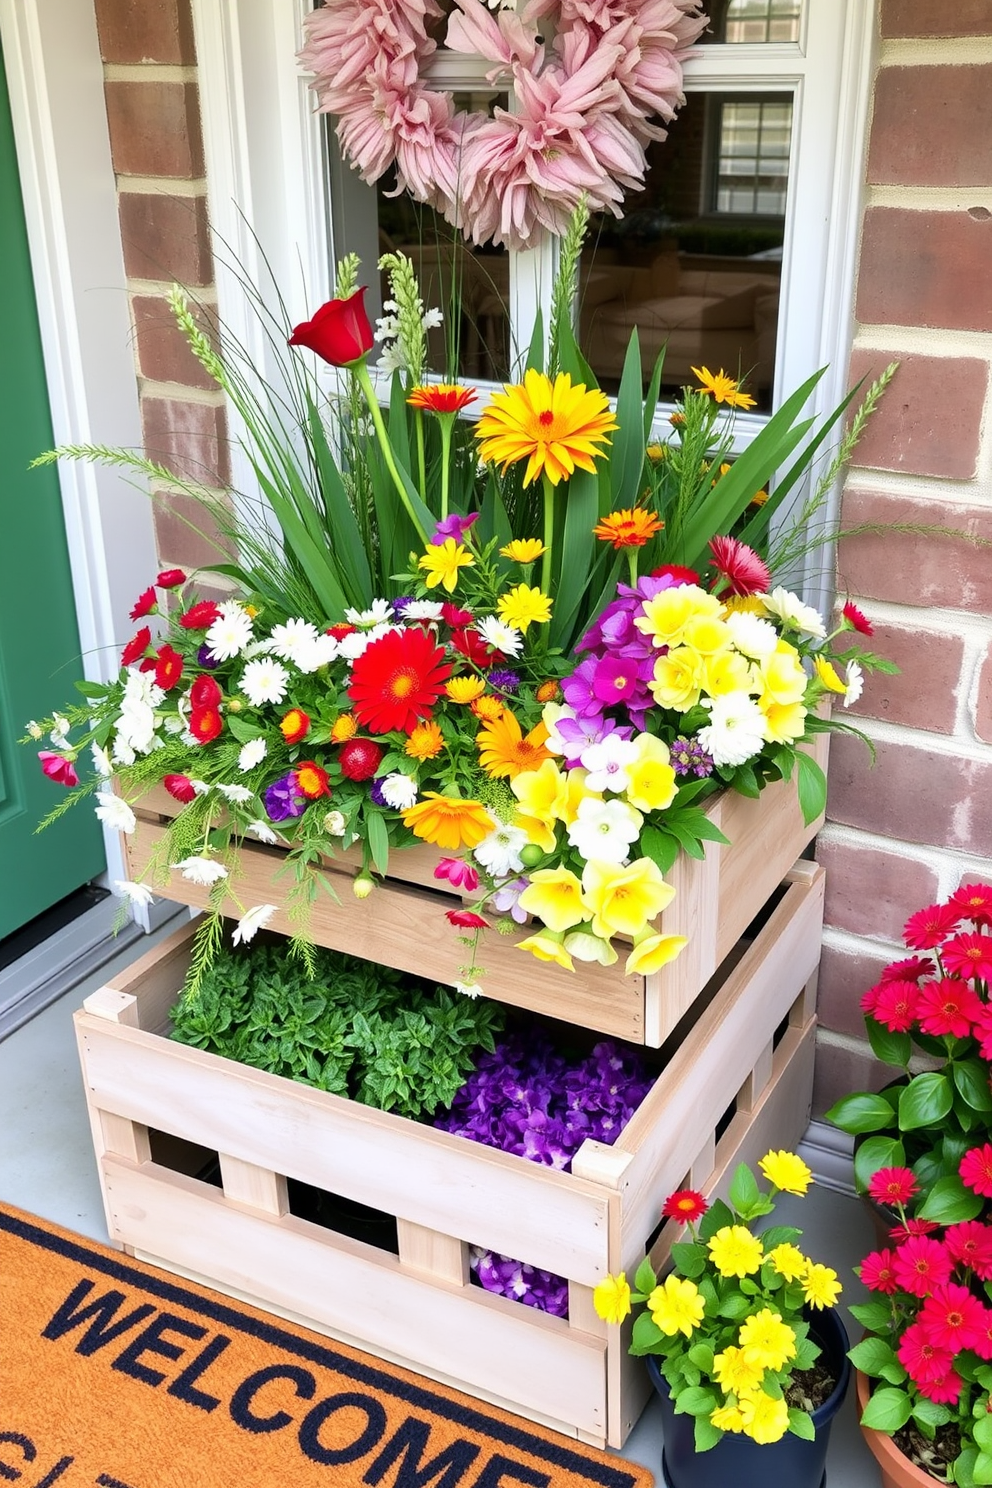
{"left": 122, "top": 732, "right": 826, "bottom": 1046}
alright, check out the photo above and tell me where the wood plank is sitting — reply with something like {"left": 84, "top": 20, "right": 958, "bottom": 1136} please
{"left": 219, "top": 1153, "right": 288, "bottom": 1215}
{"left": 102, "top": 1158, "right": 609, "bottom": 1437}
{"left": 99, "top": 916, "right": 197, "bottom": 1032}
{"left": 77, "top": 1017, "right": 612, "bottom": 1286}
{"left": 396, "top": 1219, "right": 469, "bottom": 1286}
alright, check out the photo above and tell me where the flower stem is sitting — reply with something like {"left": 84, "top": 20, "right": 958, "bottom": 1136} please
{"left": 541, "top": 473, "right": 555, "bottom": 595}
{"left": 439, "top": 414, "right": 454, "bottom": 521}
{"left": 353, "top": 360, "right": 429, "bottom": 545}
{"left": 415, "top": 409, "right": 427, "bottom": 504}
{"left": 626, "top": 549, "right": 638, "bottom": 588}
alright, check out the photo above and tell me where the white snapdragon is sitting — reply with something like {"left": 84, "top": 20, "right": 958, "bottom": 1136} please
{"left": 50, "top": 714, "right": 71, "bottom": 747}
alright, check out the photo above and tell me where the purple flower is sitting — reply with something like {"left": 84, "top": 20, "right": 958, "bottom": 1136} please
{"left": 196, "top": 643, "right": 220, "bottom": 669}
{"left": 671, "top": 735, "right": 715, "bottom": 778}
{"left": 554, "top": 712, "right": 632, "bottom": 769}
{"left": 591, "top": 654, "right": 646, "bottom": 706}
{"left": 431, "top": 511, "right": 480, "bottom": 545}
{"left": 488, "top": 877, "right": 529, "bottom": 924}
{"left": 488, "top": 669, "right": 520, "bottom": 694}
{"left": 560, "top": 656, "right": 602, "bottom": 717}
{"left": 264, "top": 770, "right": 306, "bottom": 822}
{"left": 369, "top": 778, "right": 389, "bottom": 808}
{"left": 391, "top": 596, "right": 416, "bottom": 614}
{"left": 471, "top": 1250, "right": 570, "bottom": 1318}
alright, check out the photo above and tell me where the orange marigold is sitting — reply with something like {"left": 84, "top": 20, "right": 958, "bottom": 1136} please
{"left": 405, "top": 721, "right": 445, "bottom": 760}
{"left": 593, "top": 508, "right": 663, "bottom": 550}
{"left": 536, "top": 681, "right": 561, "bottom": 703}
{"left": 476, "top": 709, "right": 551, "bottom": 780}
{"left": 471, "top": 695, "right": 504, "bottom": 723}
{"left": 330, "top": 713, "right": 357, "bottom": 743}
{"left": 402, "top": 793, "right": 494, "bottom": 851}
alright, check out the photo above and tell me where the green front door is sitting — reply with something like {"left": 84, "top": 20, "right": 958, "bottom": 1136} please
{"left": 0, "top": 37, "right": 105, "bottom": 939}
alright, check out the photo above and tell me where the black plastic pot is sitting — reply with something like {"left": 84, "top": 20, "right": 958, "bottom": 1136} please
{"left": 646, "top": 1306, "right": 851, "bottom": 1488}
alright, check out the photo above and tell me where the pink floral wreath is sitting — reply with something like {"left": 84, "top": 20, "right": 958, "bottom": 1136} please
{"left": 299, "top": 0, "right": 707, "bottom": 251}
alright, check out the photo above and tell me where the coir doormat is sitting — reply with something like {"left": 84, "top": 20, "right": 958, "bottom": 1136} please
{"left": 0, "top": 1202, "right": 653, "bottom": 1488}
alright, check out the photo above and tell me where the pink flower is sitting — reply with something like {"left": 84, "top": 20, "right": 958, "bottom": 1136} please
{"left": 842, "top": 599, "right": 874, "bottom": 636}
{"left": 867, "top": 1167, "right": 918, "bottom": 1207}
{"left": 871, "top": 979, "right": 919, "bottom": 1033}
{"left": 918, "top": 1281, "right": 988, "bottom": 1352}
{"left": 897, "top": 1321, "right": 956, "bottom": 1386}
{"left": 916, "top": 978, "right": 984, "bottom": 1038}
{"left": 949, "top": 884, "right": 992, "bottom": 928}
{"left": 916, "top": 1369, "right": 963, "bottom": 1405}
{"left": 891, "top": 1236, "right": 953, "bottom": 1299}
{"left": 446, "top": 908, "right": 490, "bottom": 930}
{"left": 435, "top": 857, "right": 480, "bottom": 892}
{"left": 890, "top": 1217, "right": 939, "bottom": 1244}
{"left": 706, "top": 535, "right": 770, "bottom": 597}
{"left": 882, "top": 956, "right": 935, "bottom": 983}
{"left": 859, "top": 1249, "right": 898, "bottom": 1294}
{"left": 903, "top": 900, "right": 962, "bottom": 950}
{"left": 940, "top": 933, "right": 992, "bottom": 984}
{"left": 945, "top": 1222, "right": 992, "bottom": 1281}
{"left": 961, "top": 1145, "right": 992, "bottom": 1199}
{"left": 38, "top": 751, "right": 79, "bottom": 787}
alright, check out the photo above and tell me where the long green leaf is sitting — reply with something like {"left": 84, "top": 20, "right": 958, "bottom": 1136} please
{"left": 642, "top": 346, "right": 667, "bottom": 441}
{"left": 549, "top": 467, "right": 600, "bottom": 647}
{"left": 609, "top": 331, "right": 648, "bottom": 511}
{"left": 247, "top": 462, "right": 350, "bottom": 616}
{"left": 304, "top": 391, "right": 372, "bottom": 605}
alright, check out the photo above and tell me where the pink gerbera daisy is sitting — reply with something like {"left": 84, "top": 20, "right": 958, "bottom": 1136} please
{"left": 860, "top": 983, "right": 882, "bottom": 1016}
{"left": 892, "top": 1236, "right": 953, "bottom": 1298}
{"left": 903, "top": 901, "right": 963, "bottom": 950}
{"left": 949, "top": 884, "right": 992, "bottom": 928}
{"left": 867, "top": 1167, "right": 918, "bottom": 1207}
{"left": 919, "top": 1282, "right": 988, "bottom": 1352}
{"left": 917, "top": 1369, "right": 963, "bottom": 1405}
{"left": 859, "top": 1249, "right": 899, "bottom": 1294}
{"left": 890, "top": 1217, "right": 939, "bottom": 1244}
{"left": 945, "top": 1222, "right": 992, "bottom": 1281}
{"left": 882, "top": 956, "right": 935, "bottom": 983}
{"left": 707, "top": 535, "right": 770, "bottom": 597}
{"left": 940, "top": 933, "right": 992, "bottom": 984}
{"left": 897, "top": 1321, "right": 956, "bottom": 1386}
{"left": 960, "top": 1145, "right": 992, "bottom": 1198}
{"left": 916, "top": 978, "right": 984, "bottom": 1038}
{"left": 872, "top": 979, "right": 919, "bottom": 1033}
{"left": 971, "top": 1007, "right": 992, "bottom": 1062}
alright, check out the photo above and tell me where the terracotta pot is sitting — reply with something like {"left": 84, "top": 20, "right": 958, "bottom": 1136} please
{"left": 855, "top": 1370, "right": 938, "bottom": 1488}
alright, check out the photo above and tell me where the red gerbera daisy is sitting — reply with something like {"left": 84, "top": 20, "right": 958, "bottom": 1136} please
{"left": 707, "top": 535, "right": 770, "bottom": 597}
{"left": 339, "top": 738, "right": 384, "bottom": 781}
{"left": 662, "top": 1189, "right": 709, "bottom": 1224}
{"left": 971, "top": 1007, "right": 992, "bottom": 1062}
{"left": 407, "top": 383, "right": 477, "bottom": 415}
{"left": 446, "top": 909, "right": 490, "bottom": 930}
{"left": 904, "top": 901, "right": 962, "bottom": 950}
{"left": 841, "top": 599, "right": 874, "bottom": 636}
{"left": 872, "top": 979, "right": 919, "bottom": 1033}
{"left": 442, "top": 603, "right": 474, "bottom": 627}
{"left": 859, "top": 1249, "right": 898, "bottom": 1294}
{"left": 940, "top": 933, "right": 992, "bottom": 984}
{"left": 897, "top": 1322, "right": 956, "bottom": 1386}
{"left": 190, "top": 674, "right": 222, "bottom": 711}
{"left": 891, "top": 1236, "right": 953, "bottom": 1298}
{"left": 190, "top": 706, "right": 223, "bottom": 744}
{"left": 949, "top": 883, "right": 992, "bottom": 929}
{"left": 860, "top": 983, "right": 882, "bottom": 1016}
{"left": 651, "top": 564, "right": 700, "bottom": 588}
{"left": 916, "top": 977, "right": 984, "bottom": 1038}
{"left": 327, "top": 622, "right": 356, "bottom": 641}
{"left": 918, "top": 1281, "right": 988, "bottom": 1352}
{"left": 178, "top": 601, "right": 221, "bottom": 630}
{"left": 945, "top": 1221, "right": 992, "bottom": 1281}
{"left": 130, "top": 585, "right": 157, "bottom": 621}
{"left": 163, "top": 774, "right": 197, "bottom": 804}
{"left": 348, "top": 627, "right": 452, "bottom": 735}
{"left": 867, "top": 1167, "right": 918, "bottom": 1207}
{"left": 890, "top": 1217, "right": 939, "bottom": 1243}
{"left": 960, "top": 1144, "right": 992, "bottom": 1198}
{"left": 154, "top": 644, "right": 184, "bottom": 691}
{"left": 121, "top": 627, "right": 151, "bottom": 667}
{"left": 882, "top": 956, "right": 935, "bottom": 983}
{"left": 916, "top": 1369, "right": 963, "bottom": 1406}
{"left": 295, "top": 761, "right": 331, "bottom": 799}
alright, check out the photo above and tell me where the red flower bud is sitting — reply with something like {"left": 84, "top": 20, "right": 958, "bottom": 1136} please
{"left": 179, "top": 601, "right": 221, "bottom": 631}
{"left": 446, "top": 908, "right": 490, "bottom": 930}
{"left": 288, "top": 289, "right": 374, "bottom": 367}
{"left": 190, "top": 706, "right": 223, "bottom": 744}
{"left": 441, "top": 603, "right": 474, "bottom": 627}
{"left": 295, "top": 761, "right": 332, "bottom": 799}
{"left": 164, "top": 774, "right": 198, "bottom": 804}
{"left": 154, "top": 644, "right": 184, "bottom": 691}
{"left": 339, "top": 738, "right": 384, "bottom": 781}
{"left": 157, "top": 569, "right": 187, "bottom": 589}
{"left": 280, "top": 708, "right": 310, "bottom": 745}
{"left": 130, "top": 586, "right": 157, "bottom": 621}
{"left": 38, "top": 751, "right": 79, "bottom": 787}
{"left": 326, "top": 623, "right": 356, "bottom": 641}
{"left": 121, "top": 627, "right": 152, "bottom": 667}
{"left": 190, "top": 674, "right": 222, "bottom": 710}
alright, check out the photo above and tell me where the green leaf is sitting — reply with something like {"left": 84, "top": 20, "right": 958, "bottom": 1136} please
{"left": 693, "top": 1416, "right": 722, "bottom": 1453}
{"left": 728, "top": 1161, "right": 761, "bottom": 1215}
{"left": 975, "top": 1418, "right": 992, "bottom": 1453}
{"left": 850, "top": 1300, "right": 898, "bottom": 1332}
{"left": 717, "top": 1292, "right": 751, "bottom": 1321}
{"left": 794, "top": 750, "right": 827, "bottom": 827}
{"left": 898, "top": 1071, "right": 952, "bottom": 1131}
{"left": 638, "top": 824, "right": 680, "bottom": 875}
{"left": 788, "top": 1408, "right": 816, "bottom": 1441}
{"left": 674, "top": 1386, "right": 718, "bottom": 1417}
{"left": 859, "top": 1387, "right": 912, "bottom": 1432}
{"left": 634, "top": 1256, "right": 658, "bottom": 1296}
{"left": 976, "top": 1452, "right": 992, "bottom": 1488}
{"left": 630, "top": 1311, "right": 665, "bottom": 1354}
{"left": 688, "top": 1343, "right": 714, "bottom": 1373}
{"left": 848, "top": 1338, "right": 900, "bottom": 1378}
{"left": 866, "top": 1019, "right": 912, "bottom": 1069}
{"left": 854, "top": 1134, "right": 906, "bottom": 1194}
{"left": 917, "top": 1174, "right": 984, "bottom": 1224}
{"left": 824, "top": 1092, "right": 899, "bottom": 1135}
{"left": 698, "top": 1199, "right": 733, "bottom": 1242}
{"left": 550, "top": 467, "right": 600, "bottom": 648}
{"left": 671, "top": 1242, "right": 707, "bottom": 1279}
{"left": 609, "top": 331, "right": 648, "bottom": 511}
{"left": 954, "top": 1446, "right": 980, "bottom": 1488}
{"left": 366, "top": 811, "right": 390, "bottom": 877}
{"left": 955, "top": 1059, "right": 992, "bottom": 1113}
{"left": 912, "top": 1398, "right": 952, "bottom": 1430}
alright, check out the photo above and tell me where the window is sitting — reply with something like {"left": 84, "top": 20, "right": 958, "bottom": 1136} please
{"left": 704, "top": 0, "right": 803, "bottom": 45}
{"left": 713, "top": 98, "right": 793, "bottom": 215}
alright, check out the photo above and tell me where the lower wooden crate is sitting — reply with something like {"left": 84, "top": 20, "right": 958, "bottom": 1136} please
{"left": 75, "top": 862, "right": 824, "bottom": 1448}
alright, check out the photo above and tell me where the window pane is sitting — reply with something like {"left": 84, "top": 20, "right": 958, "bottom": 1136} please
{"left": 581, "top": 92, "right": 792, "bottom": 411}
{"left": 701, "top": 0, "right": 802, "bottom": 43}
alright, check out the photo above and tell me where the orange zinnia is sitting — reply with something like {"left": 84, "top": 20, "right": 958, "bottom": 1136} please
{"left": 476, "top": 709, "right": 551, "bottom": 780}
{"left": 402, "top": 793, "right": 494, "bottom": 851}
{"left": 407, "top": 383, "right": 477, "bottom": 415}
{"left": 593, "top": 508, "right": 664, "bottom": 550}
{"left": 405, "top": 720, "right": 445, "bottom": 760}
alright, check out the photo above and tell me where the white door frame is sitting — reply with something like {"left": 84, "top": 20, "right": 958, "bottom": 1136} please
{"left": 0, "top": 0, "right": 160, "bottom": 901}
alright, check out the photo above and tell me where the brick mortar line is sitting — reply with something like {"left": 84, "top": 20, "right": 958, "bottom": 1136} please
{"left": 852, "top": 324, "right": 992, "bottom": 358}
{"left": 812, "top": 1024, "right": 876, "bottom": 1059}
{"left": 140, "top": 380, "right": 227, "bottom": 407}
{"left": 831, "top": 712, "right": 992, "bottom": 763}
{"left": 866, "top": 185, "right": 992, "bottom": 212}
{"left": 878, "top": 37, "right": 992, "bottom": 67}
{"left": 838, "top": 596, "right": 992, "bottom": 637}
{"left": 843, "top": 467, "right": 992, "bottom": 505}
{"left": 102, "top": 63, "right": 199, "bottom": 83}
{"left": 149, "top": 477, "right": 232, "bottom": 502}
{"left": 818, "top": 822, "right": 992, "bottom": 893}
{"left": 127, "top": 280, "right": 219, "bottom": 303}
{"left": 113, "top": 176, "right": 208, "bottom": 197}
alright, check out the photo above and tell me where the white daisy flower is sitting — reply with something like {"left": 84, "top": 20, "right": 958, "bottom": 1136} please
{"left": 379, "top": 773, "right": 418, "bottom": 810}
{"left": 189, "top": 779, "right": 212, "bottom": 796}
{"left": 238, "top": 738, "right": 268, "bottom": 772}
{"left": 476, "top": 616, "right": 523, "bottom": 657}
{"left": 725, "top": 610, "right": 779, "bottom": 660}
{"left": 268, "top": 618, "right": 319, "bottom": 663}
{"left": 91, "top": 743, "right": 114, "bottom": 778}
{"left": 455, "top": 981, "right": 484, "bottom": 1000}
{"left": 566, "top": 798, "right": 643, "bottom": 864}
{"left": 346, "top": 599, "right": 393, "bottom": 628}
{"left": 761, "top": 587, "right": 827, "bottom": 639}
{"left": 323, "top": 809, "right": 347, "bottom": 837}
{"left": 402, "top": 599, "right": 445, "bottom": 622}
{"left": 163, "top": 716, "right": 186, "bottom": 735}
{"left": 337, "top": 630, "right": 375, "bottom": 661}
{"left": 697, "top": 693, "right": 766, "bottom": 767}
{"left": 239, "top": 658, "right": 290, "bottom": 707}
{"left": 114, "top": 879, "right": 155, "bottom": 908}
{"left": 294, "top": 633, "right": 340, "bottom": 673}
{"left": 216, "top": 783, "right": 254, "bottom": 804}
{"left": 205, "top": 604, "right": 253, "bottom": 662}
{"left": 473, "top": 822, "right": 528, "bottom": 878}
{"left": 112, "top": 739, "right": 136, "bottom": 767}
{"left": 172, "top": 856, "right": 229, "bottom": 886}
{"left": 50, "top": 714, "right": 71, "bottom": 747}
{"left": 232, "top": 903, "right": 277, "bottom": 946}
{"left": 94, "top": 791, "right": 137, "bottom": 834}
{"left": 579, "top": 734, "right": 639, "bottom": 794}
{"left": 844, "top": 659, "right": 864, "bottom": 709}
{"left": 245, "top": 819, "right": 278, "bottom": 844}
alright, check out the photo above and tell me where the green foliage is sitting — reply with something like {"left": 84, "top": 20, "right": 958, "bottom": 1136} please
{"left": 170, "top": 935, "right": 505, "bottom": 1118}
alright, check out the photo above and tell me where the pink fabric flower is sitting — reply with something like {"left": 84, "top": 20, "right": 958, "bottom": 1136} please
{"left": 916, "top": 978, "right": 984, "bottom": 1038}
{"left": 941, "top": 933, "right": 992, "bottom": 984}
{"left": 38, "top": 751, "right": 79, "bottom": 788}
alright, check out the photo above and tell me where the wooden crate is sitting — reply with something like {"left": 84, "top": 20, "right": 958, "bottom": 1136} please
{"left": 75, "top": 862, "right": 824, "bottom": 1447}
{"left": 121, "top": 732, "right": 827, "bottom": 1046}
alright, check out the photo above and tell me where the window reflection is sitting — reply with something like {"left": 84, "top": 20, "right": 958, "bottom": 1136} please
{"left": 702, "top": 0, "right": 802, "bottom": 43}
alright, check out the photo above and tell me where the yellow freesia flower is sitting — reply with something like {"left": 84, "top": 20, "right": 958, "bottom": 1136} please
{"left": 563, "top": 925, "right": 619, "bottom": 965}
{"left": 758, "top": 643, "right": 808, "bottom": 707}
{"left": 707, "top": 1225, "right": 764, "bottom": 1279}
{"left": 712, "top": 1345, "right": 765, "bottom": 1396}
{"left": 759, "top": 1149, "right": 812, "bottom": 1195}
{"left": 704, "top": 649, "right": 757, "bottom": 698}
{"left": 624, "top": 929, "right": 689, "bottom": 976}
{"left": 560, "top": 768, "right": 601, "bottom": 826}
{"left": 581, "top": 858, "right": 675, "bottom": 941}
{"left": 766, "top": 1242, "right": 807, "bottom": 1282}
{"left": 759, "top": 697, "right": 807, "bottom": 745}
{"left": 710, "top": 1403, "right": 745, "bottom": 1435}
{"left": 474, "top": 368, "right": 618, "bottom": 487}
{"left": 648, "top": 1275, "right": 705, "bottom": 1339}
{"left": 681, "top": 614, "right": 732, "bottom": 657}
{"left": 496, "top": 584, "right": 552, "bottom": 633}
{"left": 500, "top": 537, "right": 546, "bottom": 563}
{"left": 738, "top": 1390, "right": 790, "bottom": 1445}
{"left": 814, "top": 655, "right": 848, "bottom": 695}
{"left": 511, "top": 759, "right": 568, "bottom": 853}
{"left": 418, "top": 538, "right": 475, "bottom": 593}
{"left": 516, "top": 929, "right": 574, "bottom": 971}
{"left": 801, "top": 1262, "right": 842, "bottom": 1310}
{"left": 635, "top": 585, "right": 723, "bottom": 649}
{"left": 624, "top": 733, "right": 677, "bottom": 813}
{"left": 650, "top": 647, "right": 703, "bottom": 711}
{"left": 517, "top": 868, "right": 588, "bottom": 934}
{"left": 593, "top": 1272, "right": 632, "bottom": 1325}
{"left": 738, "top": 1309, "right": 797, "bottom": 1371}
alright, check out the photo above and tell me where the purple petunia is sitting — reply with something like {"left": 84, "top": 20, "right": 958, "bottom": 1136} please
{"left": 431, "top": 511, "right": 480, "bottom": 545}
{"left": 487, "top": 669, "right": 520, "bottom": 694}
{"left": 263, "top": 770, "right": 307, "bottom": 822}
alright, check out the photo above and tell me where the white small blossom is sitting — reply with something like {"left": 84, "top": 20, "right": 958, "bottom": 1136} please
{"left": 379, "top": 773, "right": 418, "bottom": 810}
{"left": 725, "top": 611, "right": 779, "bottom": 660}
{"left": 455, "top": 981, "right": 484, "bottom": 999}
{"left": 323, "top": 809, "right": 347, "bottom": 837}
{"left": 91, "top": 743, "right": 114, "bottom": 778}
{"left": 697, "top": 692, "right": 766, "bottom": 767}
{"left": 239, "top": 658, "right": 290, "bottom": 707}
{"left": 112, "top": 739, "right": 136, "bottom": 767}
{"left": 346, "top": 599, "right": 393, "bottom": 628}
{"left": 422, "top": 307, "right": 443, "bottom": 330}
{"left": 205, "top": 603, "right": 253, "bottom": 662}
{"left": 50, "top": 714, "right": 71, "bottom": 747}
{"left": 761, "top": 587, "right": 827, "bottom": 639}
{"left": 268, "top": 618, "right": 319, "bottom": 663}
{"left": 25, "top": 720, "right": 44, "bottom": 740}
{"left": 337, "top": 630, "right": 375, "bottom": 661}
{"left": 376, "top": 341, "right": 406, "bottom": 376}
{"left": 94, "top": 791, "right": 137, "bottom": 834}
{"left": 473, "top": 822, "right": 528, "bottom": 878}
{"left": 402, "top": 599, "right": 445, "bottom": 622}
{"left": 294, "top": 633, "right": 340, "bottom": 672}
{"left": 567, "top": 797, "right": 643, "bottom": 864}
{"left": 579, "top": 734, "right": 639, "bottom": 794}
{"left": 476, "top": 616, "right": 523, "bottom": 657}
{"left": 189, "top": 779, "right": 212, "bottom": 796}
{"left": 541, "top": 701, "right": 577, "bottom": 757}
{"left": 172, "top": 856, "right": 229, "bottom": 886}
{"left": 216, "top": 783, "right": 254, "bottom": 804}
{"left": 114, "top": 879, "right": 155, "bottom": 908}
{"left": 844, "top": 659, "right": 864, "bottom": 709}
{"left": 164, "top": 716, "right": 186, "bottom": 735}
{"left": 238, "top": 738, "right": 268, "bottom": 772}
{"left": 232, "top": 903, "right": 277, "bottom": 946}
{"left": 245, "top": 819, "right": 278, "bottom": 844}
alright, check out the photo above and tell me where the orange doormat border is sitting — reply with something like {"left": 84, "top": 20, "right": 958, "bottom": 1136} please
{"left": 0, "top": 1201, "right": 654, "bottom": 1488}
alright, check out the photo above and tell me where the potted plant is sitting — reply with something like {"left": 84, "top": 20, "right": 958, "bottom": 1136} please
{"left": 592, "top": 1150, "right": 850, "bottom": 1488}
{"left": 826, "top": 886, "right": 992, "bottom": 1227}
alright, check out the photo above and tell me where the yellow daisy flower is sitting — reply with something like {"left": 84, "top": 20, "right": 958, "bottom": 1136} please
{"left": 404, "top": 721, "right": 445, "bottom": 760}
{"left": 738, "top": 1390, "right": 790, "bottom": 1445}
{"left": 712, "top": 1345, "right": 765, "bottom": 1396}
{"left": 446, "top": 676, "right": 487, "bottom": 704}
{"left": 738, "top": 1309, "right": 797, "bottom": 1371}
{"left": 476, "top": 709, "right": 551, "bottom": 780}
{"left": 417, "top": 538, "right": 475, "bottom": 593}
{"left": 496, "top": 584, "right": 552, "bottom": 634}
{"left": 766, "top": 1242, "right": 807, "bottom": 1283}
{"left": 814, "top": 655, "right": 848, "bottom": 695}
{"left": 648, "top": 1275, "right": 705, "bottom": 1339}
{"left": 593, "top": 1273, "right": 632, "bottom": 1326}
{"left": 707, "top": 1225, "right": 764, "bottom": 1279}
{"left": 401, "top": 793, "right": 494, "bottom": 850}
{"left": 500, "top": 537, "right": 546, "bottom": 563}
{"left": 801, "top": 1262, "right": 842, "bottom": 1310}
{"left": 759, "top": 1149, "right": 812, "bottom": 1195}
{"left": 474, "top": 368, "right": 618, "bottom": 487}
{"left": 710, "top": 1403, "right": 745, "bottom": 1435}
{"left": 691, "top": 365, "right": 757, "bottom": 411}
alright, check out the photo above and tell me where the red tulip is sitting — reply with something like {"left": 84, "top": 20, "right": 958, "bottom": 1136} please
{"left": 157, "top": 568, "right": 187, "bottom": 589}
{"left": 288, "top": 289, "right": 374, "bottom": 367}
{"left": 190, "top": 674, "right": 222, "bottom": 711}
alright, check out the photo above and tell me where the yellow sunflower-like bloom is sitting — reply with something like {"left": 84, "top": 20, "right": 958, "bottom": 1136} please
{"left": 691, "top": 365, "right": 758, "bottom": 411}
{"left": 758, "top": 644, "right": 808, "bottom": 707}
{"left": 707, "top": 1225, "right": 764, "bottom": 1279}
{"left": 648, "top": 1275, "right": 705, "bottom": 1339}
{"left": 766, "top": 1242, "right": 808, "bottom": 1283}
{"left": 418, "top": 538, "right": 475, "bottom": 593}
{"left": 593, "top": 1273, "right": 632, "bottom": 1326}
{"left": 496, "top": 584, "right": 552, "bottom": 634}
{"left": 405, "top": 721, "right": 445, "bottom": 760}
{"left": 592, "top": 507, "right": 664, "bottom": 550}
{"left": 759, "top": 1149, "right": 812, "bottom": 1195}
{"left": 511, "top": 759, "right": 568, "bottom": 854}
{"left": 471, "top": 695, "right": 505, "bottom": 723}
{"left": 650, "top": 648, "right": 704, "bottom": 712}
{"left": 402, "top": 793, "right": 494, "bottom": 851}
{"left": 517, "top": 867, "right": 588, "bottom": 934}
{"left": 476, "top": 709, "right": 551, "bottom": 779}
{"left": 710, "top": 1403, "right": 745, "bottom": 1435}
{"left": 738, "top": 1309, "right": 797, "bottom": 1371}
{"left": 500, "top": 537, "right": 546, "bottom": 563}
{"left": 624, "top": 929, "right": 689, "bottom": 976}
{"left": 475, "top": 368, "right": 618, "bottom": 487}
{"left": 635, "top": 585, "right": 723, "bottom": 650}
{"left": 446, "top": 676, "right": 487, "bottom": 704}
{"left": 624, "top": 733, "right": 677, "bottom": 813}
{"left": 712, "top": 1345, "right": 766, "bottom": 1396}
{"left": 814, "top": 655, "right": 848, "bottom": 695}
{"left": 581, "top": 858, "right": 675, "bottom": 942}
{"left": 801, "top": 1262, "right": 842, "bottom": 1310}
{"left": 737, "top": 1390, "right": 791, "bottom": 1445}
{"left": 517, "top": 929, "right": 574, "bottom": 971}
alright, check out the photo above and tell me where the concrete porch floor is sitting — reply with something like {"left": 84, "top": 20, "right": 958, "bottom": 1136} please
{"left": 0, "top": 928, "right": 881, "bottom": 1484}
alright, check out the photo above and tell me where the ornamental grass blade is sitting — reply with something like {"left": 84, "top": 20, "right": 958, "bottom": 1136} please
{"left": 549, "top": 466, "right": 600, "bottom": 648}
{"left": 245, "top": 459, "right": 350, "bottom": 617}
{"left": 303, "top": 390, "right": 372, "bottom": 605}
{"left": 642, "top": 345, "right": 667, "bottom": 441}
{"left": 609, "top": 331, "right": 648, "bottom": 512}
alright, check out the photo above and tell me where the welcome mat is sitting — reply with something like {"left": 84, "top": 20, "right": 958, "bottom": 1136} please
{"left": 0, "top": 1202, "right": 653, "bottom": 1488}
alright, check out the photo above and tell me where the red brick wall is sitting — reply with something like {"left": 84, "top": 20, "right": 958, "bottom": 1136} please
{"left": 813, "top": 0, "right": 992, "bottom": 1113}
{"left": 93, "top": 0, "right": 230, "bottom": 576}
